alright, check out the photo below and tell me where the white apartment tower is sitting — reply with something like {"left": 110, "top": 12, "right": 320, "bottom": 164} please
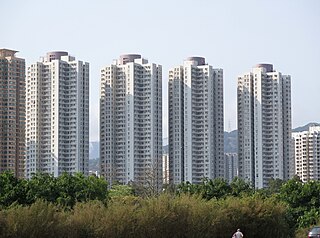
{"left": 26, "top": 52, "right": 89, "bottom": 178}
{"left": 293, "top": 126, "right": 320, "bottom": 182}
{"left": 100, "top": 54, "right": 162, "bottom": 188}
{"left": 168, "top": 57, "right": 224, "bottom": 184}
{"left": 237, "top": 64, "right": 292, "bottom": 188}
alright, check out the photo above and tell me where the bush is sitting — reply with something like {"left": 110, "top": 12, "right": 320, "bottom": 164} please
{"left": 211, "top": 196, "right": 290, "bottom": 238}
{"left": 65, "top": 201, "right": 107, "bottom": 238}
{"left": 0, "top": 210, "right": 7, "bottom": 238}
{"left": 295, "top": 226, "right": 311, "bottom": 238}
{"left": 97, "top": 197, "right": 138, "bottom": 237}
{"left": 4, "top": 200, "right": 65, "bottom": 238}
{"left": 0, "top": 184, "right": 297, "bottom": 237}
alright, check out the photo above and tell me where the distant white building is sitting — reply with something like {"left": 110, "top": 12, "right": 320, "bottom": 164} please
{"left": 26, "top": 52, "right": 89, "bottom": 178}
{"left": 100, "top": 54, "right": 162, "bottom": 188}
{"left": 224, "top": 153, "right": 238, "bottom": 183}
{"left": 293, "top": 126, "right": 320, "bottom": 182}
{"left": 237, "top": 64, "right": 292, "bottom": 188}
{"left": 163, "top": 154, "right": 169, "bottom": 185}
{"left": 168, "top": 57, "right": 224, "bottom": 184}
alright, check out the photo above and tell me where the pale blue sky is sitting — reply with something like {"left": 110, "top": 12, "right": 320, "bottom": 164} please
{"left": 2, "top": 0, "right": 320, "bottom": 141}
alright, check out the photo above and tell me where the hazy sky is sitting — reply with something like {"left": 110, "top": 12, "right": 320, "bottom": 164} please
{"left": 2, "top": 0, "right": 319, "bottom": 142}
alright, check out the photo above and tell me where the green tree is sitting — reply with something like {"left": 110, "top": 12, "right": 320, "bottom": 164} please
{"left": 279, "top": 177, "right": 320, "bottom": 229}
{"left": 55, "top": 173, "right": 108, "bottom": 207}
{"left": 0, "top": 171, "right": 27, "bottom": 207}
{"left": 23, "top": 173, "right": 109, "bottom": 208}
{"left": 201, "top": 177, "right": 231, "bottom": 200}
{"left": 176, "top": 181, "right": 202, "bottom": 196}
{"left": 25, "top": 173, "right": 58, "bottom": 204}
{"left": 297, "top": 207, "right": 320, "bottom": 228}
{"left": 230, "top": 177, "right": 253, "bottom": 197}
{"left": 279, "top": 176, "right": 304, "bottom": 208}
{"left": 109, "top": 185, "right": 134, "bottom": 198}
{"left": 77, "top": 174, "right": 109, "bottom": 202}
{"left": 267, "top": 178, "right": 284, "bottom": 194}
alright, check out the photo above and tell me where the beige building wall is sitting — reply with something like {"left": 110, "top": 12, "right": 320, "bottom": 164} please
{"left": 0, "top": 49, "right": 25, "bottom": 178}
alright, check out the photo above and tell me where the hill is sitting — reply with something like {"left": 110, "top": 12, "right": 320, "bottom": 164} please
{"left": 89, "top": 141, "right": 99, "bottom": 160}
{"left": 90, "top": 122, "right": 320, "bottom": 164}
{"left": 224, "top": 130, "right": 238, "bottom": 153}
{"left": 292, "top": 122, "right": 320, "bottom": 132}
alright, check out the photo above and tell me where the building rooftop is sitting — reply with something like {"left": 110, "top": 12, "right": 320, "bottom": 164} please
{"left": 255, "top": 63, "right": 273, "bottom": 72}
{"left": 0, "top": 49, "right": 18, "bottom": 58}
{"left": 186, "top": 56, "right": 206, "bottom": 66}
{"left": 119, "top": 54, "right": 141, "bottom": 65}
{"left": 46, "top": 51, "right": 68, "bottom": 62}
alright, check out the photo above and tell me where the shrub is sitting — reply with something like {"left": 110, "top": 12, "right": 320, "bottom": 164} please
{"left": 0, "top": 210, "right": 7, "bottom": 238}
{"left": 0, "top": 193, "right": 293, "bottom": 238}
{"left": 65, "top": 201, "right": 106, "bottom": 238}
{"left": 97, "top": 198, "right": 138, "bottom": 237}
{"left": 206, "top": 196, "right": 290, "bottom": 238}
{"left": 4, "top": 200, "right": 65, "bottom": 238}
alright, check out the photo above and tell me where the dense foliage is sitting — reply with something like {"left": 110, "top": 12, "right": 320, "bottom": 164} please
{"left": 0, "top": 171, "right": 108, "bottom": 208}
{"left": 176, "top": 176, "right": 320, "bottom": 237}
{"left": 177, "top": 177, "right": 254, "bottom": 199}
{"left": 1, "top": 172, "right": 320, "bottom": 237}
{"left": 0, "top": 195, "right": 289, "bottom": 238}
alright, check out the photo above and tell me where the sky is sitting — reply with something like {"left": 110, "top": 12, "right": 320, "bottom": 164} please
{"left": 1, "top": 0, "right": 320, "bottom": 142}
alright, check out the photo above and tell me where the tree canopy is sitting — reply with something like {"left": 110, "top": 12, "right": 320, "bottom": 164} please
{"left": 1, "top": 172, "right": 320, "bottom": 236}
{"left": 0, "top": 172, "right": 108, "bottom": 208}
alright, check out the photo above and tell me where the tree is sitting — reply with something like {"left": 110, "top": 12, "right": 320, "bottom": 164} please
{"left": 0, "top": 171, "right": 27, "bottom": 207}
{"left": 109, "top": 185, "right": 134, "bottom": 198}
{"left": 267, "top": 178, "right": 284, "bottom": 194}
{"left": 279, "top": 177, "right": 320, "bottom": 229}
{"left": 130, "top": 163, "right": 163, "bottom": 198}
{"left": 25, "top": 173, "right": 109, "bottom": 208}
{"left": 230, "top": 177, "right": 253, "bottom": 197}
{"left": 176, "top": 181, "right": 202, "bottom": 196}
{"left": 55, "top": 173, "right": 108, "bottom": 207}
{"left": 201, "top": 177, "right": 231, "bottom": 200}
{"left": 26, "top": 173, "right": 58, "bottom": 204}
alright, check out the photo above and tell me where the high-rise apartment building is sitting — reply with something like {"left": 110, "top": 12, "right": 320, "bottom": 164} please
{"left": 100, "top": 54, "right": 162, "bottom": 188}
{"left": 26, "top": 51, "right": 89, "bottom": 178}
{"left": 168, "top": 57, "right": 224, "bottom": 184}
{"left": 0, "top": 49, "right": 25, "bottom": 178}
{"left": 224, "top": 153, "right": 238, "bottom": 183}
{"left": 237, "top": 64, "right": 292, "bottom": 188}
{"left": 293, "top": 126, "right": 320, "bottom": 182}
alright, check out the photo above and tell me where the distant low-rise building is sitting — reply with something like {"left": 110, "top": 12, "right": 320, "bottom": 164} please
{"left": 163, "top": 154, "right": 169, "bottom": 184}
{"left": 224, "top": 153, "right": 238, "bottom": 183}
{"left": 293, "top": 126, "right": 320, "bottom": 182}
